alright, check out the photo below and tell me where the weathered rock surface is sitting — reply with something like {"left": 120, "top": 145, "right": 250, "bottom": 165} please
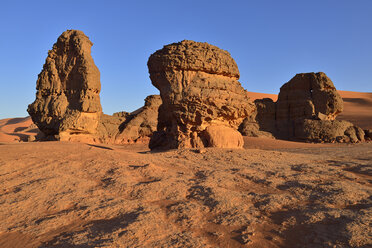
{"left": 27, "top": 30, "right": 161, "bottom": 144}
{"left": 238, "top": 98, "right": 276, "bottom": 138}
{"left": 203, "top": 125, "right": 244, "bottom": 148}
{"left": 115, "top": 95, "right": 161, "bottom": 144}
{"left": 276, "top": 72, "right": 344, "bottom": 138}
{"left": 28, "top": 30, "right": 102, "bottom": 142}
{"left": 148, "top": 40, "right": 255, "bottom": 149}
{"left": 295, "top": 119, "right": 365, "bottom": 143}
{"left": 240, "top": 72, "right": 365, "bottom": 143}
{"left": 95, "top": 95, "right": 161, "bottom": 144}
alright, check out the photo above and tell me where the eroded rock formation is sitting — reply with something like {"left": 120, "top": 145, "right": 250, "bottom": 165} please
{"left": 114, "top": 95, "right": 161, "bottom": 144}
{"left": 95, "top": 95, "right": 161, "bottom": 144}
{"left": 276, "top": 72, "right": 344, "bottom": 138}
{"left": 28, "top": 30, "right": 161, "bottom": 144}
{"left": 148, "top": 40, "right": 255, "bottom": 149}
{"left": 240, "top": 72, "right": 365, "bottom": 143}
{"left": 28, "top": 30, "right": 102, "bottom": 142}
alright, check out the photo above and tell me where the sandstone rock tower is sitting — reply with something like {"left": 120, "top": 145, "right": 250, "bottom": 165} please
{"left": 28, "top": 30, "right": 102, "bottom": 141}
{"left": 148, "top": 40, "right": 255, "bottom": 149}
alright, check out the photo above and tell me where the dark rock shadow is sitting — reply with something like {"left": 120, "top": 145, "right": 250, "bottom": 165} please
{"left": 343, "top": 98, "right": 372, "bottom": 107}
{"left": 41, "top": 208, "right": 143, "bottom": 247}
{"left": 270, "top": 208, "right": 351, "bottom": 248}
{"left": 4, "top": 117, "right": 29, "bottom": 125}
{"left": 186, "top": 185, "right": 218, "bottom": 210}
{"left": 87, "top": 144, "right": 114, "bottom": 150}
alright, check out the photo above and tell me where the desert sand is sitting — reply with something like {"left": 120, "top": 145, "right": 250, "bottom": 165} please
{"left": 337, "top": 91, "right": 372, "bottom": 130}
{"left": 0, "top": 90, "right": 371, "bottom": 247}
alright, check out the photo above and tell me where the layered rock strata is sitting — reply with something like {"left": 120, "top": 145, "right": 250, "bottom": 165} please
{"left": 148, "top": 40, "right": 255, "bottom": 149}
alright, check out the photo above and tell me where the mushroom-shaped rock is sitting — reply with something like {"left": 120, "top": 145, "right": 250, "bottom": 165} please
{"left": 147, "top": 40, "right": 255, "bottom": 149}
{"left": 27, "top": 30, "right": 102, "bottom": 141}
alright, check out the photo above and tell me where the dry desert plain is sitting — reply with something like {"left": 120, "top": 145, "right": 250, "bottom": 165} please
{"left": 0, "top": 91, "right": 371, "bottom": 247}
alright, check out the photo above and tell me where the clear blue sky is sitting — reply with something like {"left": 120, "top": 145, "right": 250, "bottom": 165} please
{"left": 0, "top": 0, "right": 371, "bottom": 119}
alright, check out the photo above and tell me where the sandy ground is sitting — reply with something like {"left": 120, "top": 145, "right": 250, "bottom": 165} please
{"left": 0, "top": 91, "right": 371, "bottom": 247}
{"left": 0, "top": 141, "right": 371, "bottom": 248}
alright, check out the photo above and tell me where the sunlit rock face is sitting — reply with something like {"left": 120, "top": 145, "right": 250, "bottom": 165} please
{"left": 147, "top": 40, "right": 255, "bottom": 149}
{"left": 28, "top": 30, "right": 102, "bottom": 141}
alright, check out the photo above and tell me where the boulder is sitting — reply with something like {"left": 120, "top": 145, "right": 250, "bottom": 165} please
{"left": 294, "top": 119, "right": 365, "bottom": 143}
{"left": 148, "top": 40, "right": 255, "bottom": 149}
{"left": 94, "top": 95, "right": 161, "bottom": 144}
{"left": 203, "top": 125, "right": 244, "bottom": 148}
{"left": 28, "top": 30, "right": 102, "bottom": 141}
{"left": 238, "top": 118, "right": 274, "bottom": 138}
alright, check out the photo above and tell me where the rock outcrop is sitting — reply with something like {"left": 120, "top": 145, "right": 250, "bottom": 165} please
{"left": 240, "top": 72, "right": 365, "bottom": 143}
{"left": 275, "top": 72, "right": 344, "bottom": 138}
{"left": 28, "top": 30, "right": 102, "bottom": 142}
{"left": 93, "top": 95, "right": 161, "bottom": 144}
{"left": 28, "top": 30, "right": 162, "bottom": 144}
{"left": 115, "top": 95, "right": 161, "bottom": 144}
{"left": 148, "top": 40, "right": 255, "bottom": 149}
{"left": 294, "top": 119, "right": 365, "bottom": 143}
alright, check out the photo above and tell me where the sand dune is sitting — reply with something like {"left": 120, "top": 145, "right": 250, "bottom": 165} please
{"left": 0, "top": 117, "right": 39, "bottom": 142}
{"left": 337, "top": 91, "right": 372, "bottom": 130}
{"left": 245, "top": 91, "right": 278, "bottom": 102}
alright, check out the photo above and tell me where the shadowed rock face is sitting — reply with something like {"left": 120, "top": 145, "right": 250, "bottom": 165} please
{"left": 276, "top": 72, "right": 344, "bottom": 137}
{"left": 148, "top": 40, "right": 255, "bottom": 149}
{"left": 28, "top": 30, "right": 102, "bottom": 141}
{"left": 240, "top": 72, "right": 364, "bottom": 143}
